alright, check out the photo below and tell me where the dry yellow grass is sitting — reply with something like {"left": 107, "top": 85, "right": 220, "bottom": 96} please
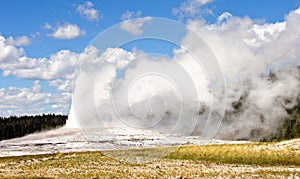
{"left": 167, "top": 141, "right": 300, "bottom": 166}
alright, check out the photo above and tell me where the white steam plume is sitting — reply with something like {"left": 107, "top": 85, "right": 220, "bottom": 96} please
{"left": 67, "top": 8, "right": 300, "bottom": 141}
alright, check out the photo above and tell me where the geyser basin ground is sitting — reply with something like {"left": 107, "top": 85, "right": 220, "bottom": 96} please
{"left": 0, "top": 139, "right": 299, "bottom": 178}
{"left": 0, "top": 126, "right": 247, "bottom": 157}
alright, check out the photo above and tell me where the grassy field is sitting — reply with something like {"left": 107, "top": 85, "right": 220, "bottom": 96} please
{"left": 0, "top": 139, "right": 299, "bottom": 178}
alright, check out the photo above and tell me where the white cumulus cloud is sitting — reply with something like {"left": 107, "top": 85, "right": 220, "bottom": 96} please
{"left": 0, "top": 36, "right": 24, "bottom": 63}
{"left": 0, "top": 42, "right": 79, "bottom": 81}
{"left": 77, "top": 1, "right": 101, "bottom": 21}
{"left": 6, "top": 35, "right": 31, "bottom": 46}
{"left": 120, "top": 11, "right": 152, "bottom": 36}
{"left": 217, "top": 12, "right": 232, "bottom": 24}
{"left": 172, "top": 0, "right": 214, "bottom": 20}
{"left": 47, "top": 23, "right": 85, "bottom": 40}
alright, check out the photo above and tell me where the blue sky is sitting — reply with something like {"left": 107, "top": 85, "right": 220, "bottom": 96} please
{"left": 0, "top": 0, "right": 299, "bottom": 116}
{"left": 1, "top": 0, "right": 299, "bottom": 56}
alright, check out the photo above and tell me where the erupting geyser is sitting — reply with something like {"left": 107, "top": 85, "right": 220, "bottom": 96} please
{"left": 68, "top": 15, "right": 300, "bottom": 142}
{"left": 68, "top": 18, "right": 226, "bottom": 142}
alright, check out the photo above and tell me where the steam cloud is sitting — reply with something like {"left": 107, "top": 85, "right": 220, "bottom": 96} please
{"left": 66, "top": 8, "right": 300, "bottom": 141}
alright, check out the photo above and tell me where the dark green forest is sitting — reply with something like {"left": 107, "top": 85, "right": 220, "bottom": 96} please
{"left": 260, "top": 71, "right": 300, "bottom": 141}
{"left": 271, "top": 101, "right": 300, "bottom": 141}
{"left": 0, "top": 114, "right": 67, "bottom": 141}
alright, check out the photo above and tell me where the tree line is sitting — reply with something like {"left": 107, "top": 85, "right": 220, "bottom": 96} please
{"left": 0, "top": 114, "right": 67, "bottom": 141}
